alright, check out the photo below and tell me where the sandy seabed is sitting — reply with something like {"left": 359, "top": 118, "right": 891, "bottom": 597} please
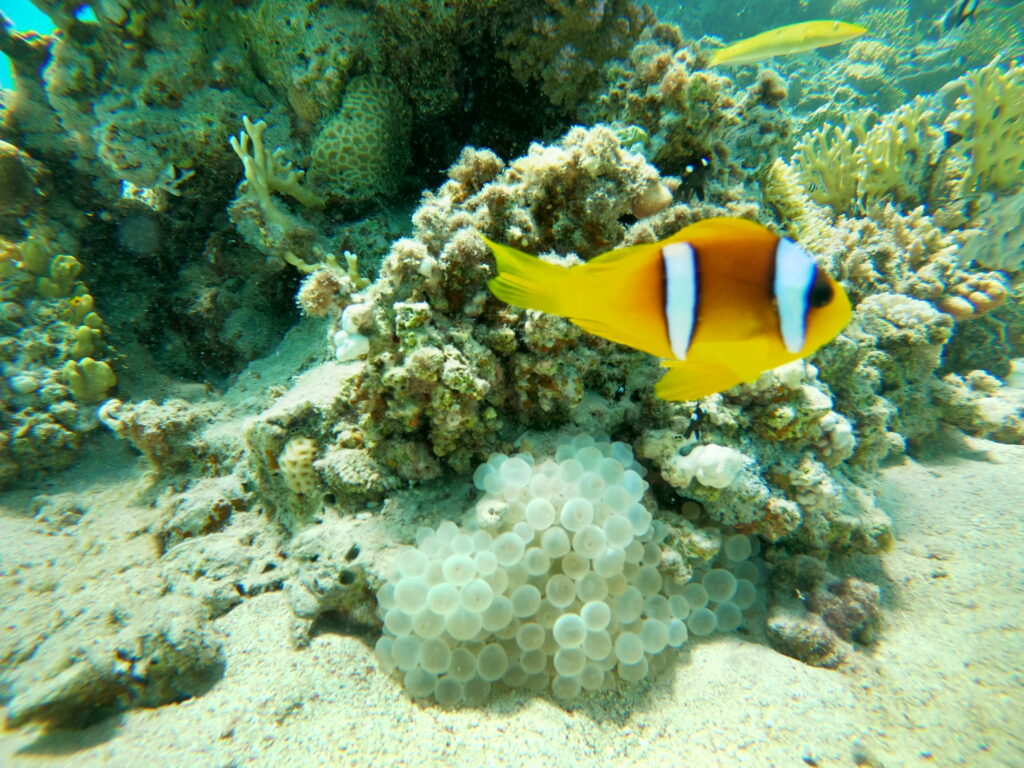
{"left": 0, "top": 430, "right": 1020, "bottom": 768}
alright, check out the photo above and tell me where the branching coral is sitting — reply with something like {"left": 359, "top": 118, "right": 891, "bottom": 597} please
{"left": 946, "top": 58, "right": 1024, "bottom": 196}
{"left": 790, "top": 98, "right": 939, "bottom": 215}
{"left": 229, "top": 115, "right": 324, "bottom": 223}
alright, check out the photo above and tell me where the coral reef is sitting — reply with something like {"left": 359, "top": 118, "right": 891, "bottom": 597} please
{"left": 312, "top": 126, "right": 677, "bottom": 484}
{"left": 579, "top": 25, "right": 742, "bottom": 186}
{"left": 0, "top": 234, "right": 117, "bottom": 487}
{"left": 241, "top": 124, "right": 679, "bottom": 499}
{"left": 958, "top": 188, "right": 1024, "bottom": 273}
{"left": 242, "top": 0, "right": 374, "bottom": 126}
{"left": 2, "top": 0, "right": 1023, "bottom": 726}
{"left": 499, "top": 0, "right": 655, "bottom": 109}
{"left": 638, "top": 361, "right": 892, "bottom": 552}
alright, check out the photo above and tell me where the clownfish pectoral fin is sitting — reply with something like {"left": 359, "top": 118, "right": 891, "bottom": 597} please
{"left": 654, "top": 360, "right": 743, "bottom": 402}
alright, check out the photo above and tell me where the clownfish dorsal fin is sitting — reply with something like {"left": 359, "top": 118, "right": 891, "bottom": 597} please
{"left": 583, "top": 241, "right": 662, "bottom": 268}
{"left": 666, "top": 217, "right": 775, "bottom": 247}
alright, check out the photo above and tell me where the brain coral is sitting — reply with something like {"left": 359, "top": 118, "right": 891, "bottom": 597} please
{"left": 311, "top": 75, "right": 412, "bottom": 203}
{"left": 243, "top": 0, "right": 376, "bottom": 125}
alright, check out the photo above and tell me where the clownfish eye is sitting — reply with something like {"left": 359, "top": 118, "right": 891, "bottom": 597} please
{"left": 808, "top": 270, "right": 833, "bottom": 308}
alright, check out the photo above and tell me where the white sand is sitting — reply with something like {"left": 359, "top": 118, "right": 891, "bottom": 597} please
{"left": 1, "top": 435, "right": 1021, "bottom": 768}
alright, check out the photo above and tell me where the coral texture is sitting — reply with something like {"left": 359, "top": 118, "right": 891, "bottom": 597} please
{"left": 0, "top": 234, "right": 116, "bottom": 487}
{"left": 310, "top": 75, "right": 412, "bottom": 203}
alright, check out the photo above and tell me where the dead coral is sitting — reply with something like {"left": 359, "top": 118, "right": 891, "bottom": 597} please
{"left": 157, "top": 474, "right": 248, "bottom": 549}
{"left": 4, "top": 595, "right": 224, "bottom": 729}
{"left": 99, "top": 398, "right": 222, "bottom": 475}
{"left": 766, "top": 554, "right": 881, "bottom": 668}
{"left": 934, "top": 371, "right": 1024, "bottom": 444}
{"left": 284, "top": 511, "right": 381, "bottom": 646}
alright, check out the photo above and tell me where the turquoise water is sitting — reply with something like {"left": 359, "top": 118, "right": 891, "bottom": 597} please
{"left": 0, "top": 2, "right": 1021, "bottom": 765}
{"left": 0, "top": 2, "right": 55, "bottom": 90}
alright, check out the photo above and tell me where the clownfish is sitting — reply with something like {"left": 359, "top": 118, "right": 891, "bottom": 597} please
{"left": 482, "top": 217, "right": 851, "bottom": 401}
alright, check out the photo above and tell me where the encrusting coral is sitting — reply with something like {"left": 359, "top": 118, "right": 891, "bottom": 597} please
{"left": 0, "top": 233, "right": 117, "bottom": 487}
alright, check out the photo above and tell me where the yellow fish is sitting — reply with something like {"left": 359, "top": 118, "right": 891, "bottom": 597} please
{"left": 483, "top": 218, "right": 851, "bottom": 401}
{"left": 708, "top": 20, "right": 868, "bottom": 66}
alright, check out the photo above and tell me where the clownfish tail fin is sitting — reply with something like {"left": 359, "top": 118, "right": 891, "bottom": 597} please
{"left": 482, "top": 236, "right": 573, "bottom": 317}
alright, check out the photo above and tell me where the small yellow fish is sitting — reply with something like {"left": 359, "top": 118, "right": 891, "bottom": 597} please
{"left": 709, "top": 20, "right": 868, "bottom": 66}
{"left": 483, "top": 218, "right": 851, "bottom": 401}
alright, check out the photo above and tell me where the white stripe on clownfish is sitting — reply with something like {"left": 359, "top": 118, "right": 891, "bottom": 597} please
{"left": 773, "top": 237, "right": 816, "bottom": 354}
{"left": 662, "top": 241, "right": 698, "bottom": 360}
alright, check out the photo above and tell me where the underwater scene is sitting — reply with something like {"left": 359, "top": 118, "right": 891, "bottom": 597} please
{"left": 0, "top": 0, "right": 1022, "bottom": 765}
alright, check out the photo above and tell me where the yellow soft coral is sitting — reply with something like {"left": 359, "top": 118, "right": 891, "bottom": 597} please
{"left": 856, "top": 98, "right": 937, "bottom": 208}
{"left": 948, "top": 59, "right": 1024, "bottom": 195}
{"left": 790, "top": 99, "right": 938, "bottom": 215}
{"left": 791, "top": 120, "right": 860, "bottom": 214}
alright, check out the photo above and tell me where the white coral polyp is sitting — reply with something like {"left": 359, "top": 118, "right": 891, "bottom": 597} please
{"left": 669, "top": 444, "right": 749, "bottom": 489}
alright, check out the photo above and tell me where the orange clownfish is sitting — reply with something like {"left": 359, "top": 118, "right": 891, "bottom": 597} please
{"left": 482, "top": 217, "right": 851, "bottom": 401}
